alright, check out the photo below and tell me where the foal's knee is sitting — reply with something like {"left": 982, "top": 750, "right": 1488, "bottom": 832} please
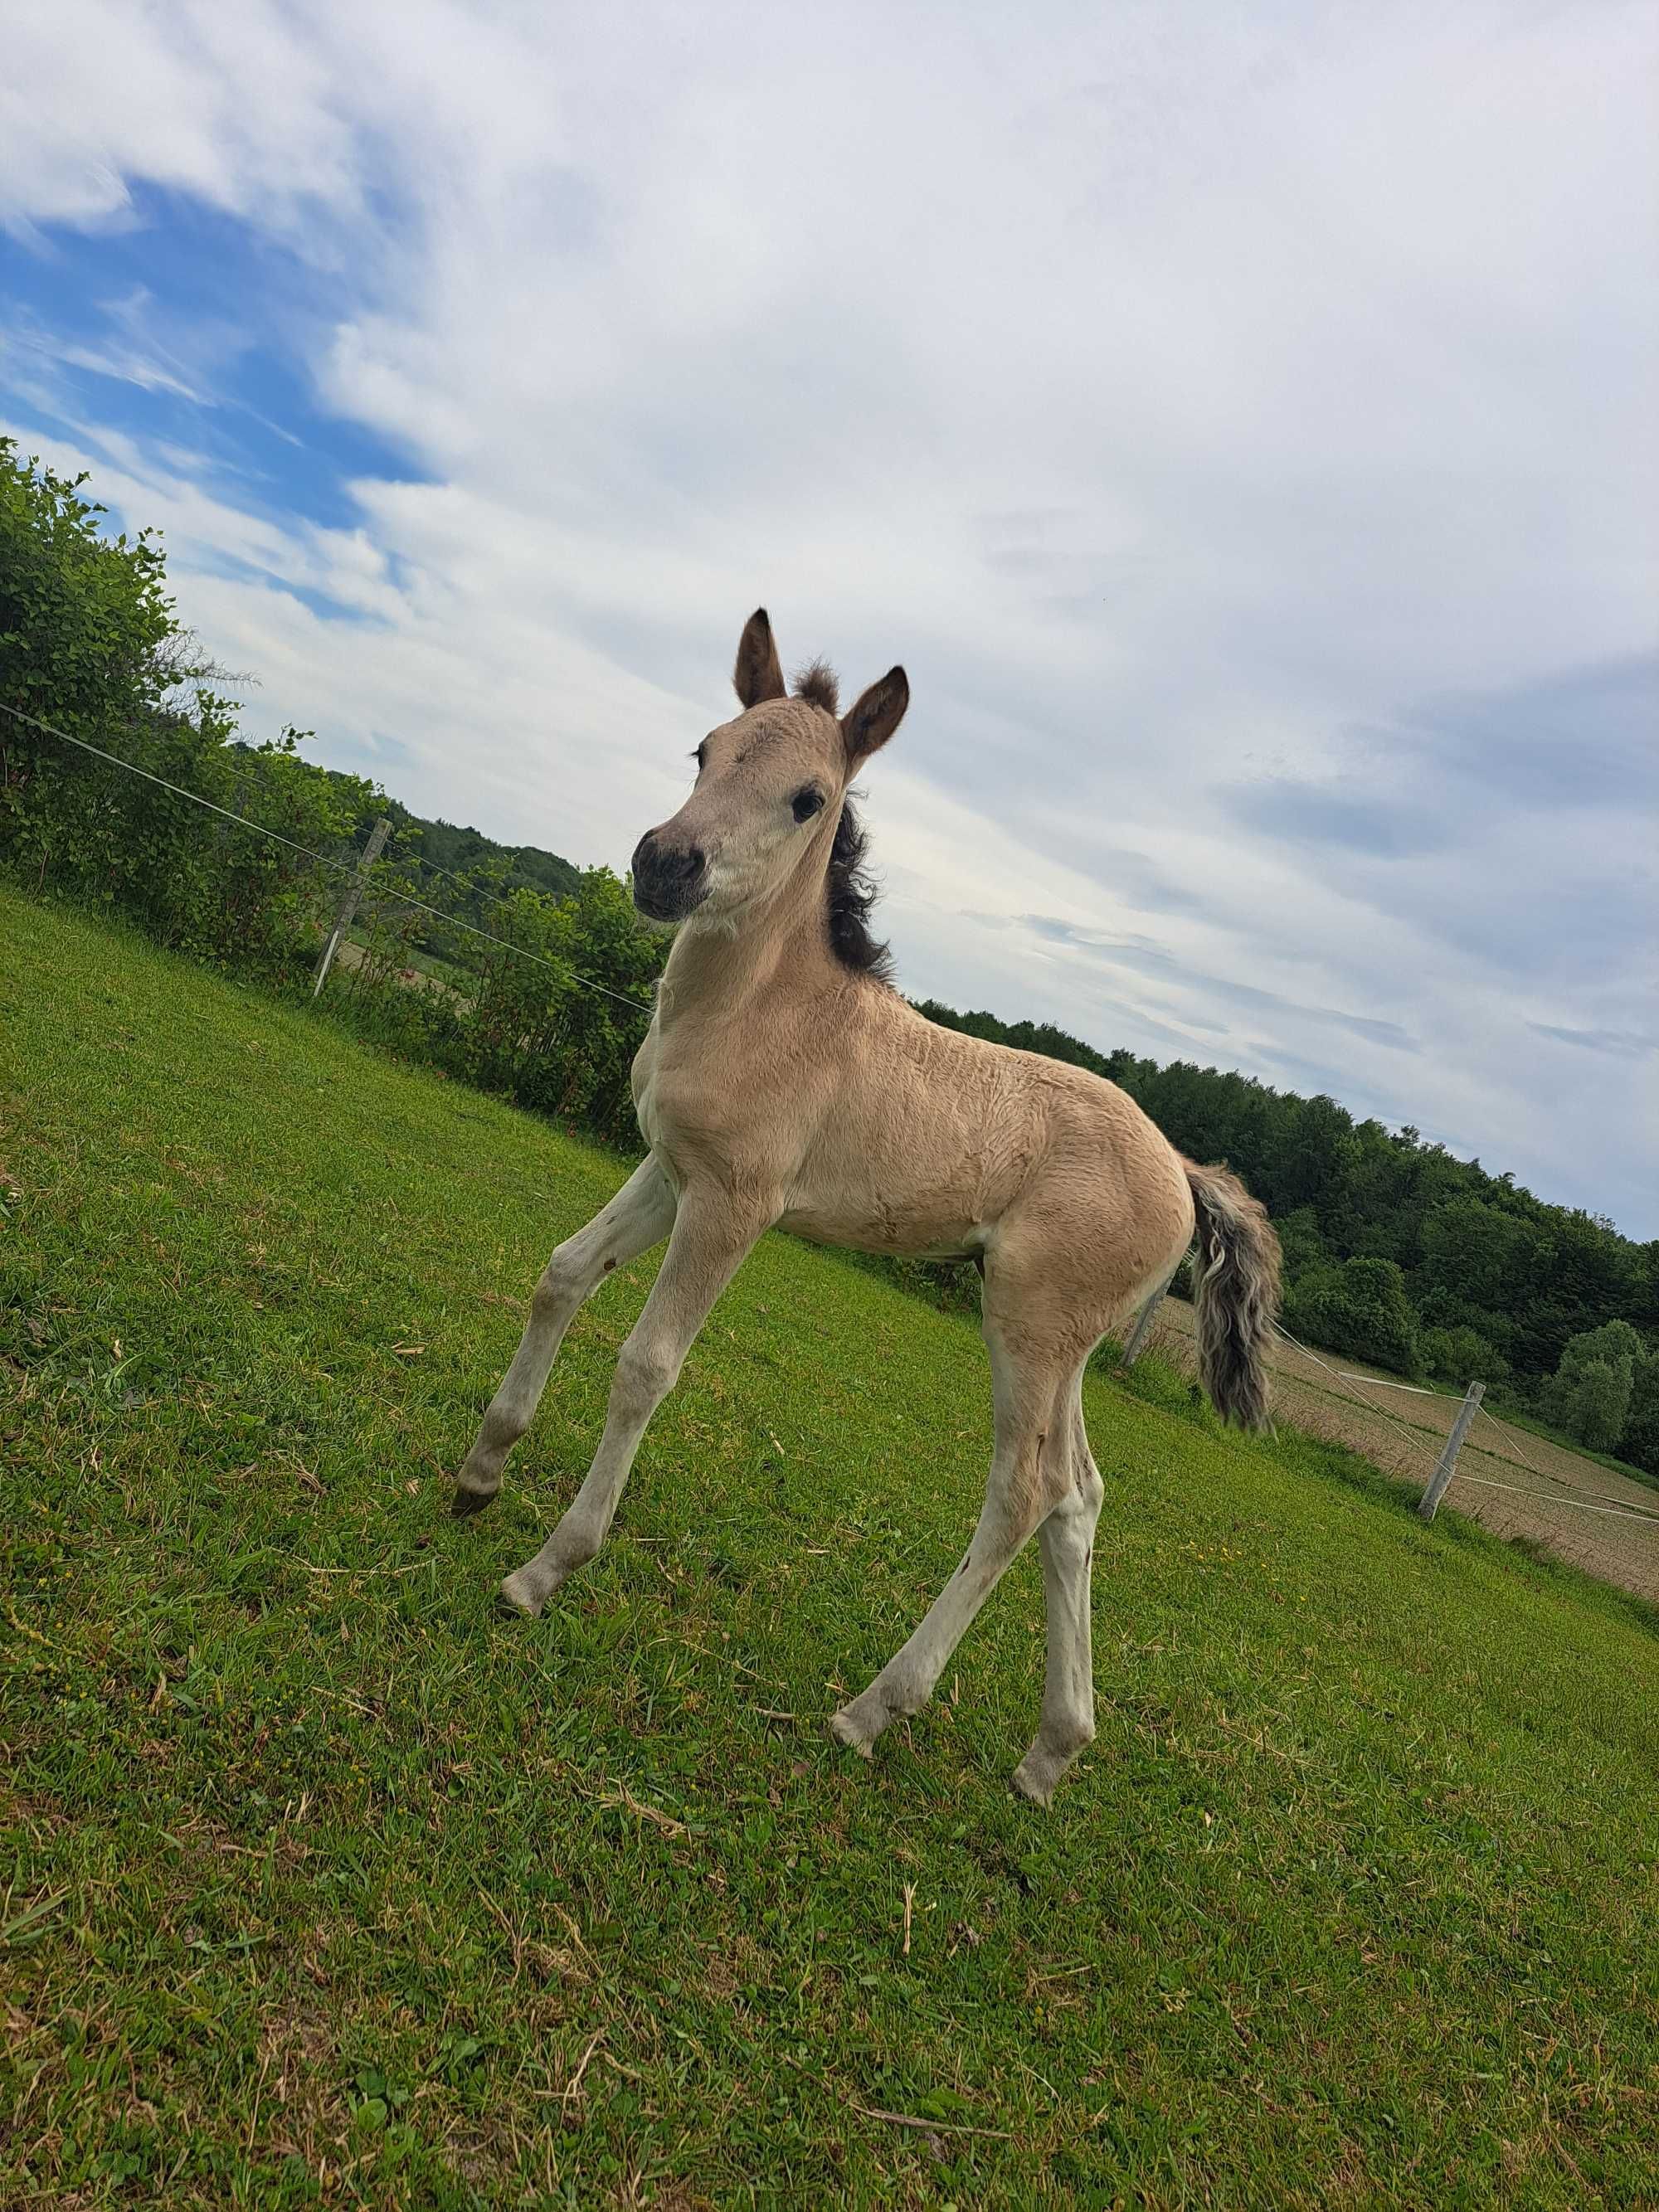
{"left": 533, "top": 1245, "right": 588, "bottom": 1323}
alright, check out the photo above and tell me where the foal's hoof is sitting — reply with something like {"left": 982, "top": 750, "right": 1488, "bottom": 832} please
{"left": 450, "top": 1483, "right": 497, "bottom": 1519}
{"left": 1011, "top": 1737, "right": 1086, "bottom": 1806}
{"left": 827, "top": 1707, "right": 876, "bottom": 1762}
{"left": 496, "top": 1569, "right": 545, "bottom": 1620}
{"left": 1010, "top": 1759, "right": 1058, "bottom": 1809}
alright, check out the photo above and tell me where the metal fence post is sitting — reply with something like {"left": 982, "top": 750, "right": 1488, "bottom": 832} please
{"left": 312, "top": 816, "right": 391, "bottom": 999}
{"left": 1418, "top": 1379, "right": 1486, "bottom": 1522}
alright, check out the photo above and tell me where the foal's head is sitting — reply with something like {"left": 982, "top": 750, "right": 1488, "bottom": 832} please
{"left": 630, "top": 610, "right": 908, "bottom": 955}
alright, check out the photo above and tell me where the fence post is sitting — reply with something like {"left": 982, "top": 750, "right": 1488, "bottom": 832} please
{"left": 312, "top": 816, "right": 392, "bottom": 999}
{"left": 1121, "top": 1270, "right": 1175, "bottom": 1368}
{"left": 1418, "top": 1379, "right": 1485, "bottom": 1522}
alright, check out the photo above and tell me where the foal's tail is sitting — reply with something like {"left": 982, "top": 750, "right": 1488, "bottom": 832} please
{"left": 1184, "top": 1161, "right": 1282, "bottom": 1432}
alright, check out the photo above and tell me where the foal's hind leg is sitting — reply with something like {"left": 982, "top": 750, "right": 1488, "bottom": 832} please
{"left": 829, "top": 1323, "right": 1073, "bottom": 1762}
{"left": 1013, "top": 1376, "right": 1105, "bottom": 1806}
{"left": 451, "top": 1157, "right": 675, "bottom": 1514}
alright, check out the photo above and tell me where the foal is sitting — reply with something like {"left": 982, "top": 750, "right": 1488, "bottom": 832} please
{"left": 453, "top": 611, "right": 1279, "bottom": 1802}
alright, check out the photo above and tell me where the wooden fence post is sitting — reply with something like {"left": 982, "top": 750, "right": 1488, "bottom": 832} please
{"left": 1418, "top": 1379, "right": 1486, "bottom": 1522}
{"left": 312, "top": 816, "right": 391, "bottom": 999}
{"left": 1121, "top": 1271, "right": 1175, "bottom": 1368}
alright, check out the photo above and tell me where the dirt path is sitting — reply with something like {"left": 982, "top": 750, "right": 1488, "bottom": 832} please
{"left": 1136, "top": 1296, "right": 1659, "bottom": 1602}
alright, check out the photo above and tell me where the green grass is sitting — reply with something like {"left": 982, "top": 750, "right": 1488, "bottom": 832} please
{"left": 2, "top": 884, "right": 1657, "bottom": 2210}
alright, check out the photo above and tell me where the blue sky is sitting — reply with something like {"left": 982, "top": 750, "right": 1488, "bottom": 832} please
{"left": 3, "top": 1, "right": 1656, "bottom": 1236}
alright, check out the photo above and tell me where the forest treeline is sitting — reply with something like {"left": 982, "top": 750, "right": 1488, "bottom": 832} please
{"left": 312, "top": 771, "right": 581, "bottom": 915}
{"left": 3, "top": 435, "right": 1655, "bottom": 1473}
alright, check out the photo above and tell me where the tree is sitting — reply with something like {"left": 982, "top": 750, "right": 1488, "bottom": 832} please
{"left": 1287, "top": 1257, "right": 1422, "bottom": 1376}
{"left": 1418, "top": 1196, "right": 1553, "bottom": 1315}
{"left": 1420, "top": 1323, "right": 1508, "bottom": 1390}
{"left": 0, "top": 435, "right": 178, "bottom": 743}
{"left": 1619, "top": 1353, "right": 1659, "bottom": 1477}
{"left": 1542, "top": 1321, "right": 1642, "bottom": 1453}
{"left": 1274, "top": 1206, "right": 1330, "bottom": 1281}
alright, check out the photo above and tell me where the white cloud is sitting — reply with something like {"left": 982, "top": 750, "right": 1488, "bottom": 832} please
{"left": 3, "top": 0, "right": 1656, "bottom": 1229}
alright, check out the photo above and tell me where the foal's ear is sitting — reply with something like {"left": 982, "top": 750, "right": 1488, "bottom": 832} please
{"left": 733, "top": 608, "right": 787, "bottom": 708}
{"left": 841, "top": 666, "right": 909, "bottom": 766}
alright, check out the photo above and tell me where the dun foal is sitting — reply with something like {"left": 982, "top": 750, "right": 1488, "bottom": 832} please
{"left": 453, "top": 611, "right": 1280, "bottom": 1801}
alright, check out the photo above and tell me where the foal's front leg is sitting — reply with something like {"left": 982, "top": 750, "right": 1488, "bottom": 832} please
{"left": 452, "top": 1156, "right": 675, "bottom": 1514}
{"left": 499, "top": 1193, "right": 768, "bottom": 1617}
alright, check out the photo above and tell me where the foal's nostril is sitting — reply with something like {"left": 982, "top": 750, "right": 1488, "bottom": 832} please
{"left": 643, "top": 840, "right": 702, "bottom": 883}
{"left": 631, "top": 829, "right": 707, "bottom": 913}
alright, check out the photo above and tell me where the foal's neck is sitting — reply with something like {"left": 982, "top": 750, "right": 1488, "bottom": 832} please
{"left": 659, "top": 848, "right": 838, "bottom": 1023}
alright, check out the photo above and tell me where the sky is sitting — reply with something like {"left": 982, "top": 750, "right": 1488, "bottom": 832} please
{"left": 3, "top": 1, "right": 1656, "bottom": 1237}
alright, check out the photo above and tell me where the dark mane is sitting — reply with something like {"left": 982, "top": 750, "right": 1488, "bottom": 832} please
{"left": 793, "top": 658, "right": 840, "bottom": 715}
{"left": 825, "top": 800, "right": 893, "bottom": 981}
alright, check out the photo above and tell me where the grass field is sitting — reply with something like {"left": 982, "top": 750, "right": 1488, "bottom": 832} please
{"left": 3, "top": 886, "right": 1657, "bottom": 2209}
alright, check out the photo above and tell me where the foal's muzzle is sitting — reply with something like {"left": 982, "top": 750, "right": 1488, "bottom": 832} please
{"left": 630, "top": 829, "right": 708, "bottom": 921}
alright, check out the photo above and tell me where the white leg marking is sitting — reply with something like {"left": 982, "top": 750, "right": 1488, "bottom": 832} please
{"left": 1012, "top": 1406, "right": 1104, "bottom": 1803}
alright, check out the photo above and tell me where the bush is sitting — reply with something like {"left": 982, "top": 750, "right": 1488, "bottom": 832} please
{"left": 1, "top": 437, "right": 372, "bottom": 973}
{"left": 1420, "top": 1323, "right": 1509, "bottom": 1390}
{"left": 1287, "top": 1256, "right": 1422, "bottom": 1376}
{"left": 1542, "top": 1321, "right": 1642, "bottom": 1453}
{"left": 1, "top": 436, "right": 665, "bottom": 1149}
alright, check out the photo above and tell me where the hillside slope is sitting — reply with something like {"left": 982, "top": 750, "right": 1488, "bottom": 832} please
{"left": 2, "top": 886, "right": 1656, "bottom": 2208}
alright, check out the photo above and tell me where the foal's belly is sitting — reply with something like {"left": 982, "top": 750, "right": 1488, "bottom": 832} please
{"left": 774, "top": 1191, "right": 988, "bottom": 1264}
{"left": 775, "top": 1096, "right": 1018, "bottom": 1261}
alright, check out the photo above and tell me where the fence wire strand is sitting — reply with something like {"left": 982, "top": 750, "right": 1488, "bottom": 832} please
{"left": 1, "top": 698, "right": 657, "bottom": 1016}
{"left": 1468, "top": 1407, "right": 1659, "bottom": 1518}
{"left": 1267, "top": 1321, "right": 1657, "bottom": 1534}
{"left": 1272, "top": 1324, "right": 1443, "bottom": 1467}
{"left": 1446, "top": 1471, "right": 1659, "bottom": 1526}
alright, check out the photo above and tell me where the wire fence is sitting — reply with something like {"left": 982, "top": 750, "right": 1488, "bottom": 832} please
{"left": 0, "top": 698, "right": 657, "bottom": 1014}
{"left": 1124, "top": 1293, "right": 1659, "bottom": 1603}
{"left": 2, "top": 697, "right": 668, "bottom": 1149}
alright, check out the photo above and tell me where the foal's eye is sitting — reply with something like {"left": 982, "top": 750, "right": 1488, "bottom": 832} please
{"left": 791, "top": 787, "right": 825, "bottom": 824}
{"left": 693, "top": 741, "right": 708, "bottom": 771}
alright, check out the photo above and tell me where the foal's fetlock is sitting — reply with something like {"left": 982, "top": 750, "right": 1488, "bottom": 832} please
{"left": 1010, "top": 1753, "right": 1062, "bottom": 1808}
{"left": 497, "top": 1518, "right": 601, "bottom": 1620}
{"left": 1010, "top": 1719, "right": 1093, "bottom": 1807}
{"left": 497, "top": 1567, "right": 547, "bottom": 1619}
{"left": 827, "top": 1704, "right": 879, "bottom": 1761}
{"left": 830, "top": 1672, "right": 925, "bottom": 1759}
